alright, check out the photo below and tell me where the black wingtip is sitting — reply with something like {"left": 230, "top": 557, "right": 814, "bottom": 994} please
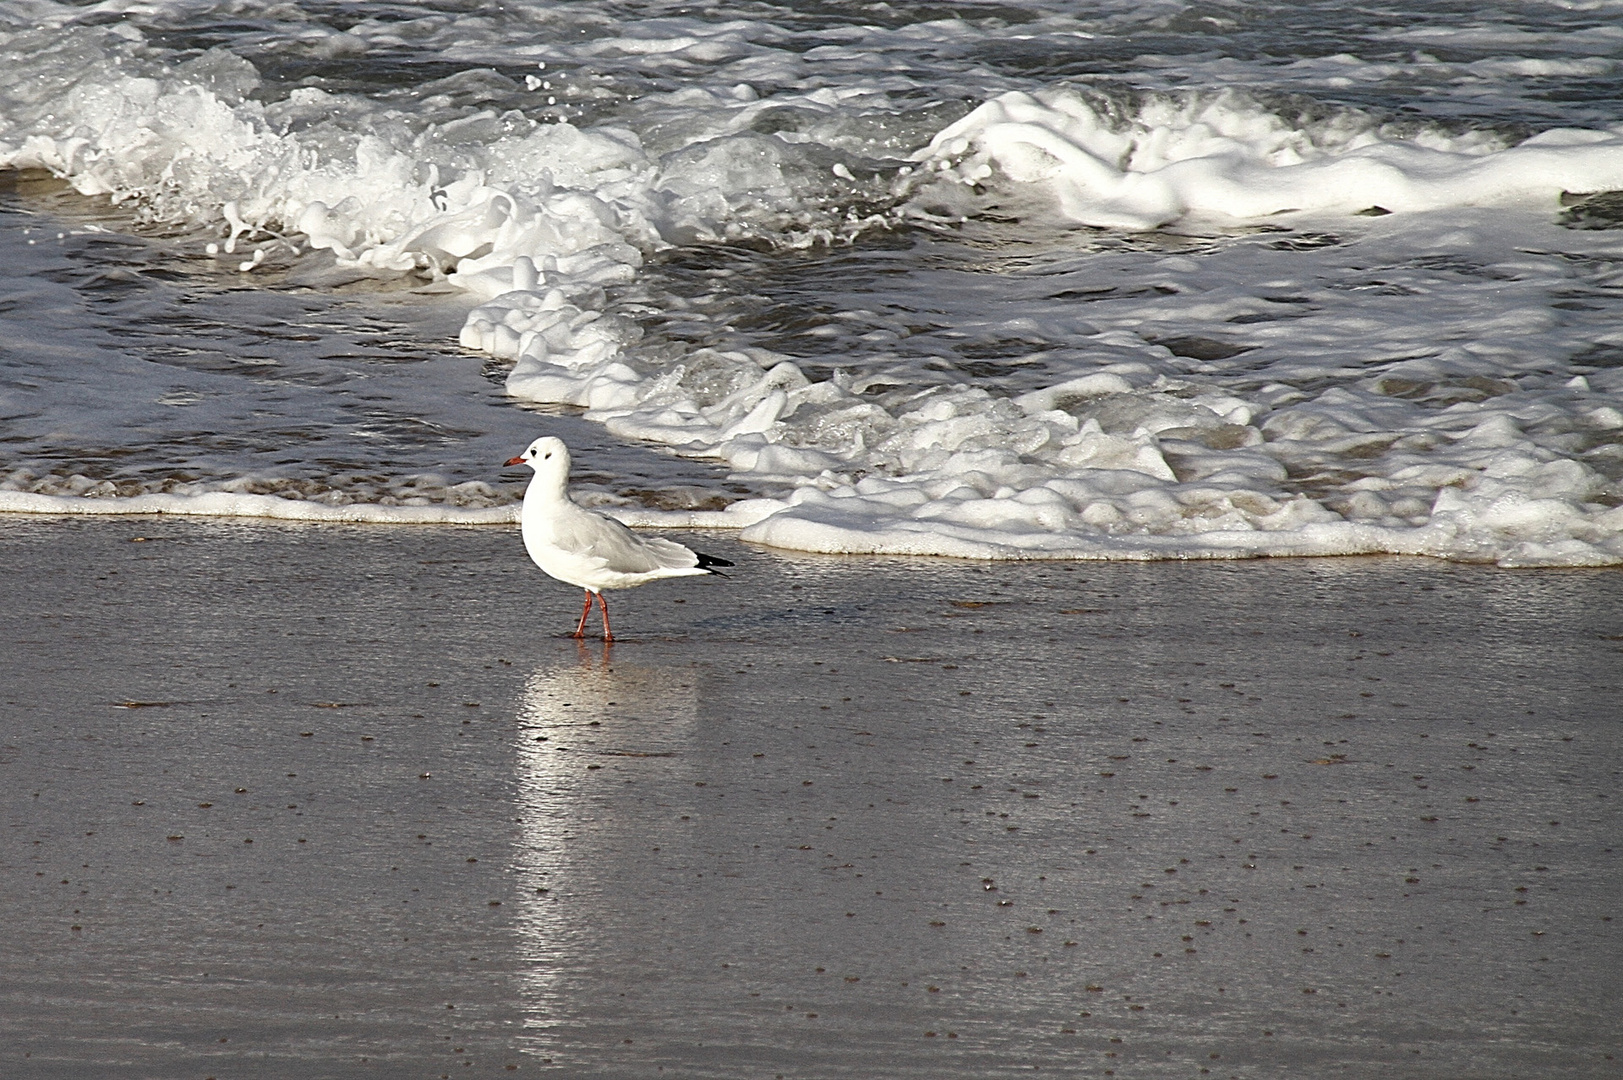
{"left": 696, "top": 551, "right": 734, "bottom": 574}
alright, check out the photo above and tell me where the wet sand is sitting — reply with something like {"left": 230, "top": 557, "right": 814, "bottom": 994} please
{"left": 1, "top": 516, "right": 1619, "bottom": 1079}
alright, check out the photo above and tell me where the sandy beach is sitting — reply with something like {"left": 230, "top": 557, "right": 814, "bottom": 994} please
{"left": 1, "top": 515, "right": 1619, "bottom": 1079}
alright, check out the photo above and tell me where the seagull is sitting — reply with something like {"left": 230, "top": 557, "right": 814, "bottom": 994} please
{"left": 504, "top": 436, "right": 732, "bottom": 641}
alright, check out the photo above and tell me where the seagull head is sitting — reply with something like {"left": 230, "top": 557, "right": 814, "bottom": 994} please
{"left": 504, "top": 436, "right": 571, "bottom": 488}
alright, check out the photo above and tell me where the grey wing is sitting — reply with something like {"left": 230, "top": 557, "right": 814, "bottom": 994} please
{"left": 635, "top": 535, "right": 704, "bottom": 571}
{"left": 556, "top": 508, "right": 697, "bottom": 574}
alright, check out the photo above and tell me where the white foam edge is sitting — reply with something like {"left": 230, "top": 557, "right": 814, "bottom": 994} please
{"left": 736, "top": 511, "right": 1623, "bottom": 568}
{"left": 0, "top": 488, "right": 785, "bottom": 532}
{"left": 0, "top": 490, "right": 519, "bottom": 525}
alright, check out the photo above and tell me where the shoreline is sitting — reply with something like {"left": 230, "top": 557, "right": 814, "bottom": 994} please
{"left": 2, "top": 515, "right": 1619, "bottom": 1078}
{"left": 7, "top": 504, "right": 1623, "bottom": 570}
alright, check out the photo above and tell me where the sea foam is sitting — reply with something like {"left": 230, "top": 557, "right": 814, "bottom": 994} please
{"left": 3, "top": 10, "right": 1622, "bottom": 565}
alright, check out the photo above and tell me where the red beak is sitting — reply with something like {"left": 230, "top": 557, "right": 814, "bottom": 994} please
{"left": 504, "top": 456, "right": 526, "bottom": 466}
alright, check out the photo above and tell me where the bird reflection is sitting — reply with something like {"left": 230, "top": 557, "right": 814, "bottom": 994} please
{"left": 509, "top": 648, "right": 700, "bottom": 1005}
{"left": 514, "top": 646, "right": 698, "bottom": 758}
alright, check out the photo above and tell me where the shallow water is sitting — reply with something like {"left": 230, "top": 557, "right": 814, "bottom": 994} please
{"left": 0, "top": 170, "right": 736, "bottom": 511}
{"left": 2, "top": 0, "right": 1623, "bottom": 562}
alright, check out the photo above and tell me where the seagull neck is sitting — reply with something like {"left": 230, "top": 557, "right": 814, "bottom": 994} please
{"left": 524, "top": 472, "right": 570, "bottom": 508}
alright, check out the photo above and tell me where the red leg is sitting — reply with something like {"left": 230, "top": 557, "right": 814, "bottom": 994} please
{"left": 598, "top": 591, "right": 613, "bottom": 642}
{"left": 572, "top": 590, "right": 593, "bottom": 638}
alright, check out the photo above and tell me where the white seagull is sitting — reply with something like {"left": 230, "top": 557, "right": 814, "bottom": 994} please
{"left": 504, "top": 436, "right": 732, "bottom": 641}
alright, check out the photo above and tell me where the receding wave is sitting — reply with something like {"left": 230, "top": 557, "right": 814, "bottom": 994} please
{"left": 4, "top": 7, "right": 1622, "bottom": 565}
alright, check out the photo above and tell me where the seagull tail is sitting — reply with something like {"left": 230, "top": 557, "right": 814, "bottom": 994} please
{"left": 695, "top": 551, "right": 734, "bottom": 576}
